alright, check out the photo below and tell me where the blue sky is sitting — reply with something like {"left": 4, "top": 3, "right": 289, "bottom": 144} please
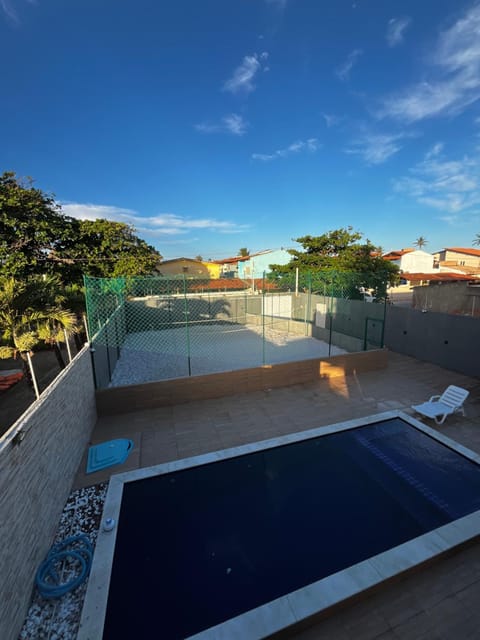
{"left": 2, "top": 1, "right": 480, "bottom": 260}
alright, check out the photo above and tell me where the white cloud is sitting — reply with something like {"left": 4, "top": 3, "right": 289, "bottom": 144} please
{"left": 386, "top": 17, "right": 411, "bottom": 47}
{"left": 393, "top": 144, "right": 480, "bottom": 214}
{"left": 1, "top": 0, "right": 35, "bottom": 23}
{"left": 61, "top": 204, "right": 249, "bottom": 235}
{"left": 1, "top": 0, "right": 19, "bottom": 22}
{"left": 425, "top": 141, "right": 444, "bottom": 159}
{"left": 336, "top": 49, "right": 362, "bottom": 81}
{"left": 381, "top": 4, "right": 480, "bottom": 122}
{"left": 345, "top": 131, "right": 411, "bottom": 165}
{"left": 195, "top": 113, "right": 248, "bottom": 136}
{"left": 61, "top": 203, "right": 137, "bottom": 222}
{"left": 144, "top": 213, "right": 249, "bottom": 234}
{"left": 223, "top": 52, "right": 269, "bottom": 94}
{"left": 322, "top": 113, "right": 341, "bottom": 127}
{"left": 252, "top": 138, "right": 320, "bottom": 161}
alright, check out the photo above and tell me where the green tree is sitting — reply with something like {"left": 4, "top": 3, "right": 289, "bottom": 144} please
{"left": 238, "top": 247, "right": 250, "bottom": 257}
{"left": 0, "top": 171, "right": 73, "bottom": 280}
{"left": 473, "top": 233, "right": 480, "bottom": 246}
{"left": 0, "top": 276, "right": 77, "bottom": 395}
{"left": 269, "top": 227, "right": 399, "bottom": 298}
{"left": 0, "top": 172, "right": 163, "bottom": 284}
{"left": 414, "top": 236, "right": 428, "bottom": 250}
{"left": 59, "top": 219, "right": 162, "bottom": 282}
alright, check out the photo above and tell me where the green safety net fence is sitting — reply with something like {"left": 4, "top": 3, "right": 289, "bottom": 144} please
{"left": 84, "top": 273, "right": 388, "bottom": 389}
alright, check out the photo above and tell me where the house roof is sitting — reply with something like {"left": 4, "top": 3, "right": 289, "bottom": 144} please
{"left": 189, "top": 278, "right": 248, "bottom": 290}
{"left": 214, "top": 256, "right": 250, "bottom": 265}
{"left": 438, "top": 262, "right": 480, "bottom": 275}
{"left": 214, "top": 249, "right": 283, "bottom": 265}
{"left": 401, "top": 272, "right": 475, "bottom": 283}
{"left": 443, "top": 247, "right": 480, "bottom": 257}
{"left": 159, "top": 257, "right": 203, "bottom": 265}
{"left": 188, "top": 278, "right": 278, "bottom": 291}
{"left": 383, "top": 249, "right": 415, "bottom": 261}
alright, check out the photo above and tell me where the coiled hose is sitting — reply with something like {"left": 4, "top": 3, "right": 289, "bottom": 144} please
{"left": 35, "top": 533, "right": 93, "bottom": 599}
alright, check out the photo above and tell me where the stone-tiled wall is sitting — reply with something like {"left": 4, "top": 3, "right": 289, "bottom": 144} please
{"left": 0, "top": 346, "right": 97, "bottom": 640}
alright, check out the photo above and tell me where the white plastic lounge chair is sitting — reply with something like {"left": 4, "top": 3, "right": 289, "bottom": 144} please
{"left": 412, "top": 385, "right": 469, "bottom": 425}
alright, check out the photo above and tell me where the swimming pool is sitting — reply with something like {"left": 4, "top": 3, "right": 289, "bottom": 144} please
{"left": 78, "top": 411, "right": 480, "bottom": 639}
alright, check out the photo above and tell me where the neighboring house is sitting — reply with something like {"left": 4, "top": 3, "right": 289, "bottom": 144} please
{"left": 383, "top": 249, "right": 435, "bottom": 273}
{"left": 201, "top": 261, "right": 222, "bottom": 279}
{"left": 214, "top": 255, "right": 250, "bottom": 278}
{"left": 157, "top": 258, "right": 210, "bottom": 278}
{"left": 433, "top": 247, "right": 480, "bottom": 270}
{"left": 382, "top": 248, "right": 414, "bottom": 266}
{"left": 237, "top": 249, "right": 291, "bottom": 279}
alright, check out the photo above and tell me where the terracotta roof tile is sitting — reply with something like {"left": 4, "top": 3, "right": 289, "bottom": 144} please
{"left": 187, "top": 278, "right": 278, "bottom": 291}
{"left": 383, "top": 249, "right": 415, "bottom": 260}
{"left": 401, "top": 272, "right": 475, "bottom": 282}
{"left": 445, "top": 247, "right": 480, "bottom": 257}
{"left": 188, "top": 278, "right": 249, "bottom": 290}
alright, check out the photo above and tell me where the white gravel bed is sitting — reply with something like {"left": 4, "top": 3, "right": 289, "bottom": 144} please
{"left": 19, "top": 483, "right": 108, "bottom": 640}
{"left": 109, "top": 323, "right": 346, "bottom": 387}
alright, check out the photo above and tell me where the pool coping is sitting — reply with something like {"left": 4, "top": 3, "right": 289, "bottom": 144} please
{"left": 77, "top": 410, "right": 480, "bottom": 639}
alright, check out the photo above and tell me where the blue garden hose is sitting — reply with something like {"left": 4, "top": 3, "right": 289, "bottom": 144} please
{"left": 35, "top": 534, "right": 94, "bottom": 599}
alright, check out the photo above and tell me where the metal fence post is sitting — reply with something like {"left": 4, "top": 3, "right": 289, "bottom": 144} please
{"left": 183, "top": 274, "right": 192, "bottom": 376}
{"left": 328, "top": 274, "right": 334, "bottom": 356}
{"left": 381, "top": 281, "right": 387, "bottom": 348}
{"left": 306, "top": 272, "right": 312, "bottom": 336}
{"left": 262, "top": 271, "right": 266, "bottom": 365}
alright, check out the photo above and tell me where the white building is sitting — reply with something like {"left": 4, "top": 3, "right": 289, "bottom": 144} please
{"left": 383, "top": 249, "right": 435, "bottom": 273}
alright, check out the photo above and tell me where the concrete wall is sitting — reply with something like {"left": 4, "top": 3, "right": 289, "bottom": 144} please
{"left": 125, "top": 294, "right": 249, "bottom": 333}
{"left": 312, "top": 297, "right": 385, "bottom": 351}
{"left": 413, "top": 282, "right": 480, "bottom": 316}
{"left": 95, "top": 349, "right": 388, "bottom": 416}
{"left": 0, "top": 346, "right": 97, "bottom": 640}
{"left": 385, "top": 306, "right": 480, "bottom": 378}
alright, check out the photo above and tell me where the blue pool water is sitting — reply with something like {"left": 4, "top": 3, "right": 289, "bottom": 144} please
{"left": 103, "top": 418, "right": 480, "bottom": 639}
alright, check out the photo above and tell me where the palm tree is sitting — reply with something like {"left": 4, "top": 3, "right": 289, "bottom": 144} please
{"left": 414, "top": 236, "right": 428, "bottom": 250}
{"left": 0, "top": 276, "right": 78, "bottom": 398}
{"left": 473, "top": 233, "right": 480, "bottom": 246}
{"left": 36, "top": 310, "right": 78, "bottom": 369}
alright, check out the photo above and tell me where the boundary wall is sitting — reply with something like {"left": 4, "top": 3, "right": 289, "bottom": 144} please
{"left": 385, "top": 306, "right": 480, "bottom": 378}
{"left": 96, "top": 349, "right": 388, "bottom": 416}
{"left": 0, "top": 346, "right": 97, "bottom": 640}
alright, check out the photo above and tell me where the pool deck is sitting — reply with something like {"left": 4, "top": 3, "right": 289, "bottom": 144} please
{"left": 75, "top": 351, "right": 480, "bottom": 639}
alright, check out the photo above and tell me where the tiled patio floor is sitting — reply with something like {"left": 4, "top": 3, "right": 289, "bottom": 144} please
{"left": 75, "top": 351, "right": 480, "bottom": 639}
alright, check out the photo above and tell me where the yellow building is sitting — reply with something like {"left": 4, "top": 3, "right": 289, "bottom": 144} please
{"left": 201, "top": 261, "right": 222, "bottom": 279}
